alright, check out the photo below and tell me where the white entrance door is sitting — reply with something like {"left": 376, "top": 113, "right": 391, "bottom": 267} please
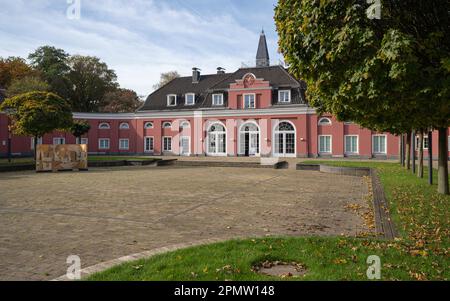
{"left": 249, "top": 133, "right": 259, "bottom": 156}
{"left": 180, "top": 136, "right": 190, "bottom": 156}
{"left": 273, "top": 122, "right": 296, "bottom": 157}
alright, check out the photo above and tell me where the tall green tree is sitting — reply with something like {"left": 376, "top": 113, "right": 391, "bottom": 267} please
{"left": 66, "top": 55, "right": 118, "bottom": 112}
{"left": 28, "top": 46, "right": 70, "bottom": 99}
{"left": 6, "top": 76, "right": 49, "bottom": 97}
{"left": 275, "top": 0, "right": 449, "bottom": 194}
{"left": 0, "top": 92, "right": 73, "bottom": 157}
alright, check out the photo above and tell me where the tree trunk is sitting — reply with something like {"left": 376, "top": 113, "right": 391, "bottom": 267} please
{"left": 418, "top": 131, "right": 424, "bottom": 178}
{"left": 405, "top": 132, "right": 411, "bottom": 170}
{"left": 437, "top": 127, "right": 449, "bottom": 195}
{"left": 34, "top": 135, "right": 38, "bottom": 162}
{"left": 428, "top": 131, "right": 433, "bottom": 185}
{"left": 398, "top": 134, "right": 402, "bottom": 164}
{"left": 412, "top": 131, "right": 416, "bottom": 174}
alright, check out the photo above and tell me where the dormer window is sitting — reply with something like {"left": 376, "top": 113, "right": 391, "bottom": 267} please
{"left": 185, "top": 93, "right": 195, "bottom": 105}
{"left": 212, "top": 94, "right": 224, "bottom": 106}
{"left": 243, "top": 94, "right": 255, "bottom": 109}
{"left": 278, "top": 90, "right": 291, "bottom": 103}
{"left": 167, "top": 94, "right": 177, "bottom": 106}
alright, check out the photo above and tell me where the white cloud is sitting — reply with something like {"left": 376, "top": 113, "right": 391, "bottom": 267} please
{"left": 0, "top": 0, "right": 277, "bottom": 96}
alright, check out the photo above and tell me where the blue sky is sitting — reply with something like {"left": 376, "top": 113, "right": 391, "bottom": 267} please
{"left": 0, "top": 0, "right": 280, "bottom": 96}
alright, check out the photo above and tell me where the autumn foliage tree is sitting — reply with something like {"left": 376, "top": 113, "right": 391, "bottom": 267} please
{"left": 275, "top": 0, "right": 449, "bottom": 194}
{"left": 0, "top": 57, "right": 39, "bottom": 89}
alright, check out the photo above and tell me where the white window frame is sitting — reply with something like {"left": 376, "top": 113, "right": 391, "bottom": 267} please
{"left": 415, "top": 135, "right": 429, "bottom": 150}
{"left": 98, "top": 122, "right": 110, "bottom": 129}
{"left": 167, "top": 94, "right": 177, "bottom": 106}
{"left": 98, "top": 138, "right": 110, "bottom": 150}
{"left": 119, "top": 122, "right": 129, "bottom": 130}
{"left": 318, "top": 117, "right": 332, "bottom": 126}
{"left": 243, "top": 93, "right": 256, "bottom": 109}
{"left": 162, "top": 122, "right": 172, "bottom": 129}
{"left": 272, "top": 121, "right": 297, "bottom": 157}
{"left": 163, "top": 136, "right": 172, "bottom": 152}
{"left": 344, "top": 135, "right": 359, "bottom": 154}
{"left": 206, "top": 122, "right": 227, "bottom": 156}
{"left": 318, "top": 135, "right": 332, "bottom": 154}
{"left": 31, "top": 137, "right": 43, "bottom": 149}
{"left": 119, "top": 139, "right": 129, "bottom": 150}
{"left": 185, "top": 93, "right": 195, "bottom": 106}
{"left": 212, "top": 93, "right": 224, "bottom": 106}
{"left": 278, "top": 90, "right": 291, "bottom": 103}
{"left": 80, "top": 138, "right": 88, "bottom": 145}
{"left": 144, "top": 122, "right": 154, "bottom": 129}
{"left": 372, "top": 135, "right": 387, "bottom": 154}
{"left": 144, "top": 136, "right": 154, "bottom": 152}
{"left": 53, "top": 137, "right": 65, "bottom": 145}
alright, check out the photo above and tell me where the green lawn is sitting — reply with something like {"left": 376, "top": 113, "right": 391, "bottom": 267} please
{"left": 0, "top": 155, "right": 157, "bottom": 166}
{"left": 88, "top": 161, "right": 449, "bottom": 281}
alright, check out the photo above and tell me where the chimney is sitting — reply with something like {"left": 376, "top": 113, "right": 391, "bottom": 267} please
{"left": 216, "top": 67, "right": 226, "bottom": 74}
{"left": 192, "top": 67, "right": 201, "bottom": 83}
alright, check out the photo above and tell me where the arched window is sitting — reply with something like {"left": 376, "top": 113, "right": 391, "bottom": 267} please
{"left": 207, "top": 123, "right": 226, "bottom": 156}
{"left": 144, "top": 122, "right": 153, "bottom": 129}
{"left": 318, "top": 117, "right": 332, "bottom": 126}
{"left": 239, "top": 122, "right": 260, "bottom": 156}
{"left": 119, "top": 122, "right": 129, "bottom": 129}
{"left": 273, "top": 121, "right": 296, "bottom": 157}
{"left": 162, "top": 122, "right": 172, "bottom": 129}
{"left": 98, "top": 122, "right": 110, "bottom": 129}
{"left": 180, "top": 121, "right": 190, "bottom": 129}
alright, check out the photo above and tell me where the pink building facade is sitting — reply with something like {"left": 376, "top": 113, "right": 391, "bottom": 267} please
{"left": 0, "top": 32, "right": 448, "bottom": 159}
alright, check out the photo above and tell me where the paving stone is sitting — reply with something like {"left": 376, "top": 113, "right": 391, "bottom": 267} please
{"left": 0, "top": 166, "right": 370, "bottom": 280}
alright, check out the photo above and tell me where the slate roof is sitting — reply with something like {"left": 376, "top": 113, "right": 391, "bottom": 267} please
{"left": 256, "top": 30, "right": 270, "bottom": 67}
{"left": 138, "top": 65, "right": 307, "bottom": 111}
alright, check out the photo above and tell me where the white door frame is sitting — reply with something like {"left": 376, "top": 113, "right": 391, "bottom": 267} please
{"left": 272, "top": 120, "right": 297, "bottom": 157}
{"left": 238, "top": 121, "right": 261, "bottom": 157}
{"left": 206, "top": 122, "right": 227, "bottom": 156}
{"left": 179, "top": 136, "right": 191, "bottom": 156}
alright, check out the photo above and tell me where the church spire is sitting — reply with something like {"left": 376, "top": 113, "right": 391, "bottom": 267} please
{"left": 256, "top": 29, "right": 270, "bottom": 67}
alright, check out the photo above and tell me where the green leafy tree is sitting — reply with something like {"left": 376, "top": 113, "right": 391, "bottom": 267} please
{"left": 0, "top": 92, "right": 73, "bottom": 157}
{"left": 28, "top": 46, "right": 70, "bottom": 99}
{"left": 6, "top": 76, "right": 49, "bottom": 97}
{"left": 275, "top": 0, "right": 449, "bottom": 194}
{"left": 100, "top": 88, "right": 142, "bottom": 113}
{"left": 66, "top": 55, "right": 118, "bottom": 112}
{"left": 152, "top": 71, "right": 180, "bottom": 90}
{"left": 0, "top": 57, "right": 38, "bottom": 89}
{"left": 70, "top": 120, "right": 91, "bottom": 144}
